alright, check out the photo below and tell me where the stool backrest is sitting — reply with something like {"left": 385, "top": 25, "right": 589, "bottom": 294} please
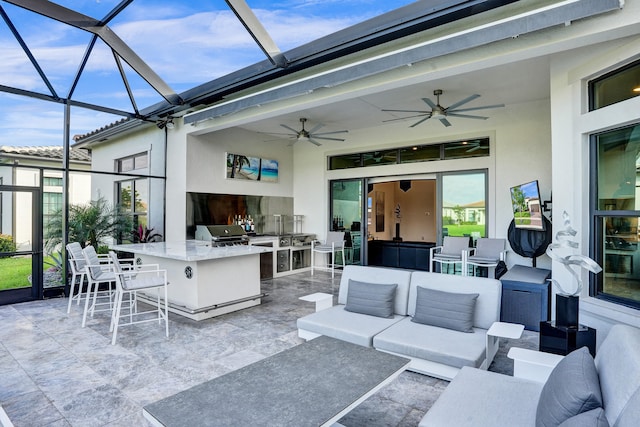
{"left": 474, "top": 238, "right": 505, "bottom": 259}
{"left": 66, "top": 242, "right": 86, "bottom": 272}
{"left": 82, "top": 245, "right": 104, "bottom": 279}
{"left": 441, "top": 236, "right": 469, "bottom": 255}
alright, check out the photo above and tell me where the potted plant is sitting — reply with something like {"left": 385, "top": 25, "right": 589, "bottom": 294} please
{"left": 132, "top": 225, "right": 163, "bottom": 243}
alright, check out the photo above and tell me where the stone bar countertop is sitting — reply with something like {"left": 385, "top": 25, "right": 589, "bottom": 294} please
{"left": 110, "top": 240, "right": 271, "bottom": 262}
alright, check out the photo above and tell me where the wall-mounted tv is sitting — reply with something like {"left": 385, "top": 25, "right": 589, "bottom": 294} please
{"left": 510, "top": 180, "right": 546, "bottom": 231}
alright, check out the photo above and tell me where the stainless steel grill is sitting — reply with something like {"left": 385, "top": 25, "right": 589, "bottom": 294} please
{"left": 195, "top": 225, "right": 249, "bottom": 247}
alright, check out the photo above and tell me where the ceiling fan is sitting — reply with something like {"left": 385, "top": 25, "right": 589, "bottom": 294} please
{"left": 273, "top": 118, "right": 348, "bottom": 146}
{"left": 382, "top": 89, "right": 505, "bottom": 128}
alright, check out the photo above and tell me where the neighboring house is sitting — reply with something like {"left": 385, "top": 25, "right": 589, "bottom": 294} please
{"left": 443, "top": 201, "right": 486, "bottom": 226}
{"left": 0, "top": 146, "right": 91, "bottom": 251}
{"left": 73, "top": 2, "right": 640, "bottom": 334}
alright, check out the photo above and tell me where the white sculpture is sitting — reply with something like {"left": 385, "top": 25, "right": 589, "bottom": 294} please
{"left": 546, "top": 211, "right": 602, "bottom": 296}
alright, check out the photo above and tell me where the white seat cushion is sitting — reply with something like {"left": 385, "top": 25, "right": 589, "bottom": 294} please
{"left": 297, "top": 305, "right": 404, "bottom": 347}
{"left": 419, "top": 366, "right": 542, "bottom": 427}
{"left": 373, "top": 318, "right": 487, "bottom": 368}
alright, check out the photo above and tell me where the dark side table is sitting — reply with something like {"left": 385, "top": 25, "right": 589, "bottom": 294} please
{"left": 539, "top": 321, "right": 596, "bottom": 357}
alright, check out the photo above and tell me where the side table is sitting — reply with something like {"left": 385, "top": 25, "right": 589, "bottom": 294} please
{"left": 539, "top": 321, "right": 596, "bottom": 357}
{"left": 299, "top": 292, "right": 333, "bottom": 312}
{"left": 486, "top": 321, "right": 524, "bottom": 368}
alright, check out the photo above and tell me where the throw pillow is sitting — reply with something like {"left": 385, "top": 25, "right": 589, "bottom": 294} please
{"left": 344, "top": 280, "right": 397, "bottom": 318}
{"left": 558, "top": 408, "right": 609, "bottom": 427}
{"left": 411, "top": 287, "right": 478, "bottom": 333}
{"left": 535, "top": 347, "right": 603, "bottom": 427}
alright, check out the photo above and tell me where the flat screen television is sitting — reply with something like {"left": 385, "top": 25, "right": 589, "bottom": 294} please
{"left": 510, "top": 180, "right": 546, "bottom": 231}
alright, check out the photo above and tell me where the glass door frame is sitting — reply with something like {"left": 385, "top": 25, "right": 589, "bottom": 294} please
{"left": 328, "top": 178, "right": 366, "bottom": 265}
{"left": 436, "top": 169, "right": 489, "bottom": 246}
{"left": 0, "top": 185, "right": 43, "bottom": 305}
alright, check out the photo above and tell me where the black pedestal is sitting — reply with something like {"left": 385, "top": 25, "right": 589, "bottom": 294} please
{"left": 539, "top": 321, "right": 596, "bottom": 357}
{"left": 556, "top": 294, "right": 579, "bottom": 327}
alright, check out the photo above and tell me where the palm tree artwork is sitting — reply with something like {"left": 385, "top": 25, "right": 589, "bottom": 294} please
{"left": 228, "top": 154, "right": 250, "bottom": 179}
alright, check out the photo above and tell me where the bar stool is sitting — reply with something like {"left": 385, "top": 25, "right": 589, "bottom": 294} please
{"left": 108, "top": 251, "right": 169, "bottom": 345}
{"left": 311, "top": 231, "right": 346, "bottom": 278}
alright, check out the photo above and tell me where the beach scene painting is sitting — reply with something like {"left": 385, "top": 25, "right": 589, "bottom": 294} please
{"left": 226, "top": 153, "right": 278, "bottom": 182}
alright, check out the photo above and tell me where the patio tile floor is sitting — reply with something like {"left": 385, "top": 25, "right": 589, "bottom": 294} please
{"left": 0, "top": 271, "right": 538, "bottom": 426}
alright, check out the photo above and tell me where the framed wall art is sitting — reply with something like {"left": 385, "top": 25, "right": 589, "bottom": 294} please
{"left": 226, "top": 153, "right": 278, "bottom": 182}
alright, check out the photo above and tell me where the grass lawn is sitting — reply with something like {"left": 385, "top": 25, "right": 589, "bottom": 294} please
{"left": 0, "top": 256, "right": 59, "bottom": 291}
{"left": 444, "top": 224, "right": 485, "bottom": 237}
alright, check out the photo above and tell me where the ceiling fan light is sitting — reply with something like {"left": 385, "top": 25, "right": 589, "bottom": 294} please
{"left": 633, "top": 86, "right": 640, "bottom": 92}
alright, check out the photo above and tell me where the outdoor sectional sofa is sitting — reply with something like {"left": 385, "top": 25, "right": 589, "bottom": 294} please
{"left": 420, "top": 323, "right": 640, "bottom": 427}
{"left": 297, "top": 265, "right": 502, "bottom": 380}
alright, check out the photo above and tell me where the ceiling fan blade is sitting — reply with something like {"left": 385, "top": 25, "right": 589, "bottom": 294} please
{"left": 313, "top": 130, "right": 348, "bottom": 136}
{"left": 382, "top": 114, "right": 429, "bottom": 123}
{"left": 447, "top": 112, "right": 489, "bottom": 120}
{"left": 382, "top": 108, "right": 430, "bottom": 114}
{"left": 307, "top": 123, "right": 325, "bottom": 134}
{"left": 280, "top": 124, "right": 300, "bottom": 134}
{"left": 308, "top": 138, "right": 322, "bottom": 146}
{"left": 260, "top": 131, "right": 295, "bottom": 136}
{"left": 409, "top": 114, "right": 433, "bottom": 127}
{"left": 438, "top": 118, "right": 452, "bottom": 127}
{"left": 445, "top": 94, "right": 481, "bottom": 110}
{"left": 421, "top": 97, "right": 437, "bottom": 109}
{"left": 311, "top": 136, "right": 346, "bottom": 142}
{"left": 450, "top": 103, "right": 505, "bottom": 113}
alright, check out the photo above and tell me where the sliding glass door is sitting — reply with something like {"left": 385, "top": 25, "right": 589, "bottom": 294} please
{"left": 329, "top": 179, "right": 364, "bottom": 265}
{"left": 439, "top": 171, "right": 487, "bottom": 245}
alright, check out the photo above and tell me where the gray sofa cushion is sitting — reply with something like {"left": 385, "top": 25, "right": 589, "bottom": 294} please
{"left": 419, "top": 366, "right": 542, "bottom": 427}
{"left": 373, "top": 317, "right": 486, "bottom": 369}
{"left": 408, "top": 272, "right": 501, "bottom": 330}
{"left": 594, "top": 324, "right": 640, "bottom": 427}
{"left": 536, "top": 347, "right": 603, "bottom": 427}
{"left": 344, "top": 280, "right": 397, "bottom": 318}
{"left": 558, "top": 408, "right": 609, "bottom": 427}
{"left": 296, "top": 305, "right": 404, "bottom": 347}
{"left": 411, "top": 287, "right": 478, "bottom": 333}
{"left": 338, "top": 265, "right": 412, "bottom": 315}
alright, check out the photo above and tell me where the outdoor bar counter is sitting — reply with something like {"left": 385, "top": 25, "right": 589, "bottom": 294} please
{"left": 110, "top": 241, "right": 271, "bottom": 321}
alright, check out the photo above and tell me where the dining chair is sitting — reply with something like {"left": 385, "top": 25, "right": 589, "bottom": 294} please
{"left": 108, "top": 251, "right": 169, "bottom": 345}
{"left": 311, "top": 231, "right": 346, "bottom": 278}
{"left": 430, "top": 236, "right": 470, "bottom": 275}
{"left": 81, "top": 245, "right": 117, "bottom": 327}
{"left": 66, "top": 242, "right": 87, "bottom": 313}
{"left": 465, "top": 238, "right": 507, "bottom": 277}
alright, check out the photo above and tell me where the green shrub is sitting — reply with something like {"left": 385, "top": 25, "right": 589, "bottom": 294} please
{"left": 0, "top": 234, "right": 17, "bottom": 256}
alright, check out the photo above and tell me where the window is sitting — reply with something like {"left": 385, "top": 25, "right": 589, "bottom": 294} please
{"left": 116, "top": 152, "right": 148, "bottom": 173}
{"left": 116, "top": 178, "right": 149, "bottom": 235}
{"left": 43, "top": 175, "right": 62, "bottom": 228}
{"left": 328, "top": 137, "right": 489, "bottom": 170}
{"left": 592, "top": 123, "right": 640, "bottom": 308}
{"left": 589, "top": 59, "right": 640, "bottom": 111}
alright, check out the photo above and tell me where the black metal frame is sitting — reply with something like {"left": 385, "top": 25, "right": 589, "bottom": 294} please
{"left": 0, "top": 184, "right": 43, "bottom": 305}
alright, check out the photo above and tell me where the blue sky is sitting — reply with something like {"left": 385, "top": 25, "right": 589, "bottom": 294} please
{"left": 0, "top": 0, "right": 414, "bottom": 147}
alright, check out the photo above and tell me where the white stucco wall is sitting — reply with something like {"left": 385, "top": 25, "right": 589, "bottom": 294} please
{"left": 549, "top": 35, "right": 640, "bottom": 335}
{"left": 185, "top": 127, "right": 294, "bottom": 197}
{"left": 90, "top": 125, "right": 167, "bottom": 240}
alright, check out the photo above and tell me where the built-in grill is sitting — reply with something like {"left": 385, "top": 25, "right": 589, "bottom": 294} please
{"left": 195, "top": 225, "right": 249, "bottom": 247}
